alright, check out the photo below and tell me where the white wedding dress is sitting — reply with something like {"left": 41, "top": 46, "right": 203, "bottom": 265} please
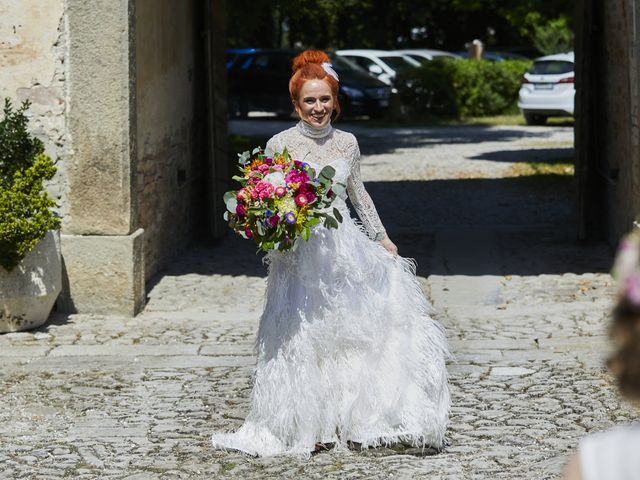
{"left": 212, "top": 120, "right": 450, "bottom": 457}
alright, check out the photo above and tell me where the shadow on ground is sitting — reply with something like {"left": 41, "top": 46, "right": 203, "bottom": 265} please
{"left": 229, "top": 118, "right": 574, "bottom": 157}
{"left": 148, "top": 171, "right": 611, "bottom": 292}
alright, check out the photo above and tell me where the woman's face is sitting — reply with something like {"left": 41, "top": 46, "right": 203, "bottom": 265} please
{"left": 294, "top": 79, "right": 335, "bottom": 128}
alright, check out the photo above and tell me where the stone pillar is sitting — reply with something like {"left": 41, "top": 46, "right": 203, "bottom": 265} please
{"left": 57, "top": 0, "right": 145, "bottom": 316}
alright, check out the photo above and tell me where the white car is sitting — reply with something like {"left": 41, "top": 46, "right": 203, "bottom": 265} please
{"left": 336, "top": 49, "right": 420, "bottom": 85}
{"left": 394, "top": 49, "right": 460, "bottom": 65}
{"left": 518, "top": 51, "right": 575, "bottom": 125}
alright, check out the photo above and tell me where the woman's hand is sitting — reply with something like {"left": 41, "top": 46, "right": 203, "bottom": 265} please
{"left": 379, "top": 237, "right": 398, "bottom": 256}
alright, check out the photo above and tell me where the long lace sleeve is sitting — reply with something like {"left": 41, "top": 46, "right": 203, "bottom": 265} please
{"left": 345, "top": 137, "right": 388, "bottom": 241}
{"left": 265, "top": 135, "right": 280, "bottom": 153}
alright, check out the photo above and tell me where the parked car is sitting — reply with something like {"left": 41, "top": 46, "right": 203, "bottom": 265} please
{"left": 517, "top": 51, "right": 575, "bottom": 125}
{"left": 226, "top": 48, "right": 258, "bottom": 69}
{"left": 456, "top": 50, "right": 530, "bottom": 62}
{"left": 394, "top": 49, "right": 460, "bottom": 65}
{"left": 336, "top": 49, "right": 420, "bottom": 85}
{"left": 227, "top": 49, "right": 393, "bottom": 118}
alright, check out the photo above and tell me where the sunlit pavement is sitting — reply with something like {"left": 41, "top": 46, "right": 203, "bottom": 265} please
{"left": 2, "top": 120, "right": 633, "bottom": 479}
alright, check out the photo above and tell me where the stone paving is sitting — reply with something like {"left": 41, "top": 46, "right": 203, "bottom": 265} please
{"left": 1, "top": 121, "right": 637, "bottom": 479}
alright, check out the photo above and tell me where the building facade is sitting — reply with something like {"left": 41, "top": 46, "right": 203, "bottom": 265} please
{"left": 0, "top": 0, "right": 228, "bottom": 315}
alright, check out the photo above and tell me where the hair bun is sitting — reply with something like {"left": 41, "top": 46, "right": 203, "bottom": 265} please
{"left": 292, "top": 50, "right": 331, "bottom": 73}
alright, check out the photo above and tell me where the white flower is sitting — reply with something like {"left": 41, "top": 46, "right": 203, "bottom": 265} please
{"left": 262, "top": 171, "right": 286, "bottom": 188}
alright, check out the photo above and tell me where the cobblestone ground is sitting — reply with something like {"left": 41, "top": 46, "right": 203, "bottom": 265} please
{"left": 2, "top": 122, "right": 637, "bottom": 479}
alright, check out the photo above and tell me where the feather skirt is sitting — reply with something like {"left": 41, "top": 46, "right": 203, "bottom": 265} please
{"left": 212, "top": 207, "right": 450, "bottom": 457}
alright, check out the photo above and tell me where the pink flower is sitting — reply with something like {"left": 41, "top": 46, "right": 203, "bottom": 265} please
{"left": 244, "top": 227, "right": 253, "bottom": 239}
{"left": 305, "top": 192, "right": 316, "bottom": 203}
{"left": 275, "top": 186, "right": 286, "bottom": 197}
{"left": 285, "top": 170, "right": 309, "bottom": 185}
{"left": 272, "top": 164, "right": 284, "bottom": 171}
{"left": 255, "top": 180, "right": 275, "bottom": 199}
{"left": 264, "top": 157, "right": 273, "bottom": 165}
{"left": 236, "top": 204, "right": 246, "bottom": 216}
{"left": 236, "top": 188, "right": 249, "bottom": 201}
{"left": 258, "top": 164, "right": 270, "bottom": 173}
{"left": 624, "top": 273, "right": 640, "bottom": 305}
{"left": 295, "top": 194, "right": 309, "bottom": 207}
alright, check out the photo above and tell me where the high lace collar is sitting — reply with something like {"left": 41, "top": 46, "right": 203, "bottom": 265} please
{"left": 297, "top": 120, "right": 333, "bottom": 139}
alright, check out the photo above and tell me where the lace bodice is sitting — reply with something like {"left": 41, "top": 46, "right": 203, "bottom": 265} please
{"left": 265, "top": 121, "right": 387, "bottom": 241}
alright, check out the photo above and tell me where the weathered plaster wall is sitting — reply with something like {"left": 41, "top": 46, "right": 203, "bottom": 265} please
{"left": 602, "top": 0, "right": 640, "bottom": 241}
{"left": 135, "top": 0, "right": 206, "bottom": 279}
{"left": 0, "top": 0, "right": 70, "bottom": 226}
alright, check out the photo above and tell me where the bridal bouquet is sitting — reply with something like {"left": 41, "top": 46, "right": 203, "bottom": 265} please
{"left": 223, "top": 147, "right": 345, "bottom": 252}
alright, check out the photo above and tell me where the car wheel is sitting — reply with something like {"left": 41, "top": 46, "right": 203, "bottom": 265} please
{"left": 524, "top": 113, "right": 547, "bottom": 126}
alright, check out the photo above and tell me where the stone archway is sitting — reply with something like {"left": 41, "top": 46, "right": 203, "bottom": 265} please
{"left": 0, "top": 0, "right": 228, "bottom": 316}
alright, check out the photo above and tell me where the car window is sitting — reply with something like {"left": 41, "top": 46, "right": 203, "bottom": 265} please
{"left": 406, "top": 54, "right": 430, "bottom": 65}
{"left": 329, "top": 54, "right": 368, "bottom": 74}
{"left": 347, "top": 56, "right": 378, "bottom": 71}
{"left": 382, "top": 56, "right": 416, "bottom": 72}
{"left": 530, "top": 61, "right": 574, "bottom": 75}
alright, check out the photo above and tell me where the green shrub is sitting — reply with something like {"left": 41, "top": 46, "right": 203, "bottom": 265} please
{"left": 398, "top": 58, "right": 532, "bottom": 118}
{"left": 0, "top": 98, "right": 60, "bottom": 271}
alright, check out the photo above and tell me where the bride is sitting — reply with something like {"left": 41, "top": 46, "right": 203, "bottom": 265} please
{"left": 212, "top": 50, "right": 450, "bottom": 457}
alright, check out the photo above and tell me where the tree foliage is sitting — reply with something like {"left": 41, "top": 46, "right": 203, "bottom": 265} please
{"left": 227, "top": 0, "right": 574, "bottom": 54}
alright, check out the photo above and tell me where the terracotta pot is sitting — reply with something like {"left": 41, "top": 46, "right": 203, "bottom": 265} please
{"left": 0, "top": 230, "right": 61, "bottom": 333}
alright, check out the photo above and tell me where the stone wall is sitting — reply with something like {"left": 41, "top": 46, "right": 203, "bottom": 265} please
{"left": 576, "top": 0, "right": 640, "bottom": 243}
{"left": 1, "top": 0, "right": 226, "bottom": 314}
{"left": 135, "top": 0, "right": 208, "bottom": 279}
{"left": 0, "top": 0, "right": 70, "bottom": 225}
{"left": 602, "top": 0, "right": 640, "bottom": 241}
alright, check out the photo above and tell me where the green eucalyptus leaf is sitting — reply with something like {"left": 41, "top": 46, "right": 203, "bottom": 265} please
{"left": 225, "top": 197, "right": 238, "bottom": 213}
{"left": 319, "top": 165, "right": 336, "bottom": 180}
{"left": 238, "top": 150, "right": 251, "bottom": 165}
{"left": 223, "top": 191, "right": 236, "bottom": 203}
{"left": 333, "top": 208, "right": 343, "bottom": 223}
{"left": 331, "top": 184, "right": 345, "bottom": 196}
{"left": 223, "top": 211, "right": 229, "bottom": 221}
{"left": 252, "top": 147, "right": 262, "bottom": 155}
{"left": 324, "top": 216, "right": 339, "bottom": 229}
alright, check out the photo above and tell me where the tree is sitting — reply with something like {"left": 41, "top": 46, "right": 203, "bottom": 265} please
{"left": 226, "top": 0, "right": 574, "bottom": 54}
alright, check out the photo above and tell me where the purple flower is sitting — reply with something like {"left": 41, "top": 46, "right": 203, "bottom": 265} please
{"left": 284, "top": 212, "right": 296, "bottom": 225}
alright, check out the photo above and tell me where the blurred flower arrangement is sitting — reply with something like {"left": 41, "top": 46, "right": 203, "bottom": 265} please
{"left": 612, "top": 229, "right": 640, "bottom": 307}
{"left": 223, "top": 147, "right": 345, "bottom": 252}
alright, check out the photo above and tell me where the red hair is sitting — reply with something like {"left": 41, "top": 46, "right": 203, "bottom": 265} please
{"left": 289, "top": 50, "right": 341, "bottom": 119}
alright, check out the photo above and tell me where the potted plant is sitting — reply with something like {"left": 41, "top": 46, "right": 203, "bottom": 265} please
{"left": 0, "top": 98, "right": 62, "bottom": 333}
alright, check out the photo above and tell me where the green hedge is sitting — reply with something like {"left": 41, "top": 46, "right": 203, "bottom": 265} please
{"left": 0, "top": 99, "right": 60, "bottom": 271}
{"left": 397, "top": 58, "right": 532, "bottom": 118}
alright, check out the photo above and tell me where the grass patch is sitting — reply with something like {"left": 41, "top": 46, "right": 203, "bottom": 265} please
{"left": 506, "top": 160, "right": 575, "bottom": 177}
{"left": 342, "top": 113, "right": 574, "bottom": 129}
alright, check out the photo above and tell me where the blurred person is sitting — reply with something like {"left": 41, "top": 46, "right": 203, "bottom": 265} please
{"left": 563, "top": 231, "right": 640, "bottom": 480}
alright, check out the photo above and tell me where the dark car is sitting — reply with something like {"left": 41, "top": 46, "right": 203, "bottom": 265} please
{"left": 227, "top": 49, "right": 392, "bottom": 118}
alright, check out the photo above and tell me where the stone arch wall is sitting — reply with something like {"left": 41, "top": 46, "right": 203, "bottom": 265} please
{"left": 0, "top": 0, "right": 228, "bottom": 315}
